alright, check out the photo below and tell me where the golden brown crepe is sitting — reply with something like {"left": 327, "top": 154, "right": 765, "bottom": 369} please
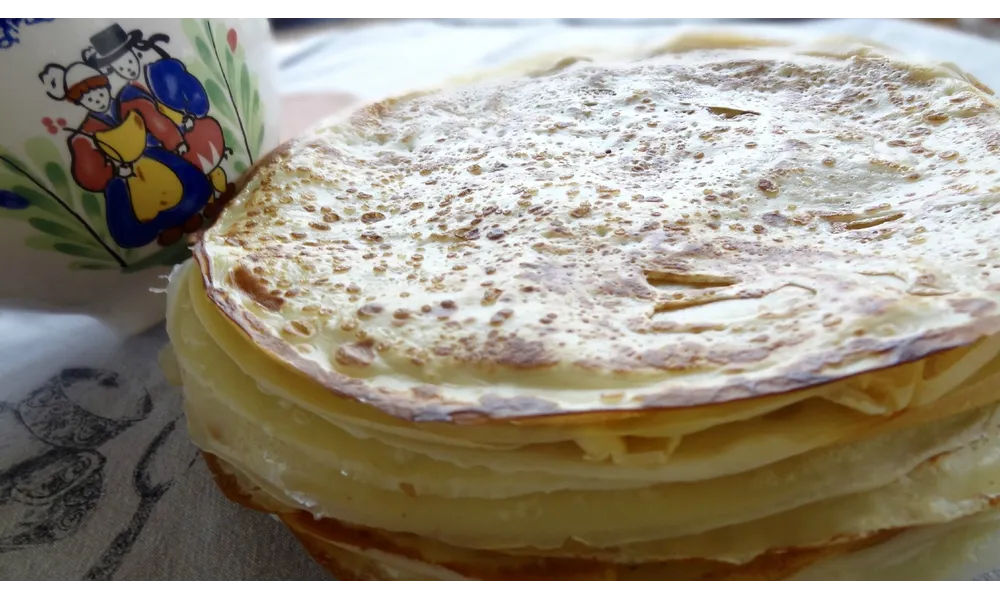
{"left": 164, "top": 32, "right": 1000, "bottom": 579}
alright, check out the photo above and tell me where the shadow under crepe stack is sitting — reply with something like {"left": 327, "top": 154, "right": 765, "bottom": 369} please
{"left": 163, "top": 32, "right": 1000, "bottom": 580}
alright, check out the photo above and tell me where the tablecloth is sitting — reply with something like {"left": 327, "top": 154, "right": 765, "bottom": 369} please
{"left": 3, "top": 18, "right": 1000, "bottom": 580}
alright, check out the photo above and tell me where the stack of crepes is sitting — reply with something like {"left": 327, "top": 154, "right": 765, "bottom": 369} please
{"left": 163, "top": 33, "right": 1000, "bottom": 580}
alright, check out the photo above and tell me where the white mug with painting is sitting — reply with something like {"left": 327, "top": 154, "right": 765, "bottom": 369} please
{"left": 0, "top": 18, "right": 279, "bottom": 332}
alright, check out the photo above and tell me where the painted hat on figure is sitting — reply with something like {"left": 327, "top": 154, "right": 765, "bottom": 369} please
{"left": 82, "top": 23, "right": 142, "bottom": 69}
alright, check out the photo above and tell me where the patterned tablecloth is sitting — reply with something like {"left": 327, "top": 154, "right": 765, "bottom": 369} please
{"left": 3, "top": 19, "right": 1000, "bottom": 580}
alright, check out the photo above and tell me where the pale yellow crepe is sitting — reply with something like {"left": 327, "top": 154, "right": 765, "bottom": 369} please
{"left": 165, "top": 31, "right": 1000, "bottom": 579}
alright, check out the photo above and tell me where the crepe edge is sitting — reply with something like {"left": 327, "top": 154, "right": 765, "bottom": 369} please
{"left": 199, "top": 450, "right": 922, "bottom": 581}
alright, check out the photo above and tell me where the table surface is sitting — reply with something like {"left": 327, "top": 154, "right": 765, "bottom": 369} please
{"left": 3, "top": 19, "right": 1000, "bottom": 580}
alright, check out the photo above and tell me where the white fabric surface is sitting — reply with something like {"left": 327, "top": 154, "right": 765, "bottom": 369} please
{"left": 2, "top": 18, "right": 1000, "bottom": 580}
{"left": 276, "top": 19, "right": 1000, "bottom": 101}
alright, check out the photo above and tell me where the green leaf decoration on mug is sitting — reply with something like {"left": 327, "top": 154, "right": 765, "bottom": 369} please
{"left": 1, "top": 142, "right": 129, "bottom": 268}
{"left": 181, "top": 18, "right": 267, "bottom": 168}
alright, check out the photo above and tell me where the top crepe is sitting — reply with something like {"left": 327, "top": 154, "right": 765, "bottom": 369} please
{"left": 194, "top": 34, "right": 1000, "bottom": 422}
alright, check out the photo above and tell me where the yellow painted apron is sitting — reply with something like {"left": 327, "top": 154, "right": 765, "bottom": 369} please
{"left": 94, "top": 111, "right": 183, "bottom": 223}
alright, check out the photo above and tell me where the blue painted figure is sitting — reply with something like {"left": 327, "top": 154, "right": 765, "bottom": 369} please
{"left": 34, "top": 23, "right": 230, "bottom": 248}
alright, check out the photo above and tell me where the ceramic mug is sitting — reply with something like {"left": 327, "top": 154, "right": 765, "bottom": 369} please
{"left": 0, "top": 18, "right": 279, "bottom": 331}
